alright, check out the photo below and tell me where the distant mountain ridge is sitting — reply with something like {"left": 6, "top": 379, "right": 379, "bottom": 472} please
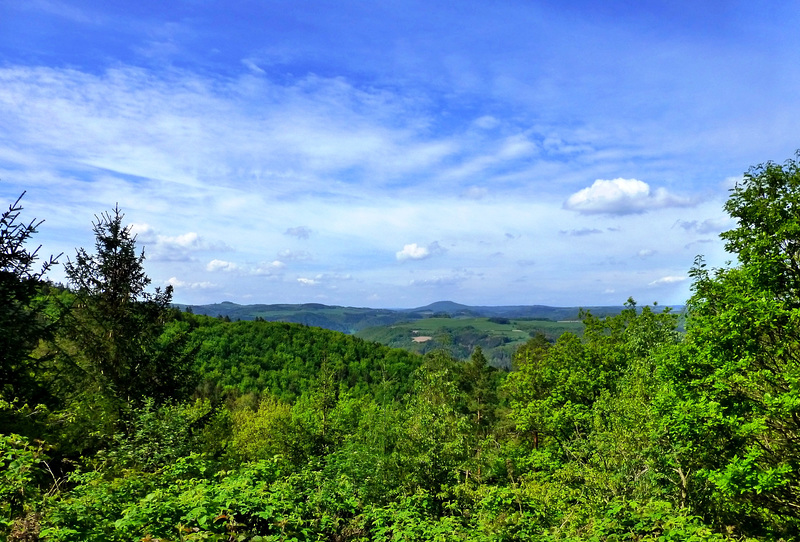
{"left": 173, "top": 300, "right": 667, "bottom": 334}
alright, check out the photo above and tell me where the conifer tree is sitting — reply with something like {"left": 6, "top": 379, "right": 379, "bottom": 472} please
{"left": 0, "top": 192, "right": 58, "bottom": 403}
{"left": 63, "top": 206, "right": 194, "bottom": 405}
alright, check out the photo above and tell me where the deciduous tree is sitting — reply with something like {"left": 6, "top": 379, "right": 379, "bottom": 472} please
{"left": 671, "top": 152, "right": 800, "bottom": 536}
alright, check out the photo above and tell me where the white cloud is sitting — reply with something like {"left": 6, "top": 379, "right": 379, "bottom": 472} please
{"left": 297, "top": 273, "right": 351, "bottom": 288}
{"left": 440, "top": 133, "right": 537, "bottom": 181}
{"left": 397, "top": 243, "right": 430, "bottom": 261}
{"left": 129, "top": 223, "right": 155, "bottom": 237}
{"left": 167, "top": 277, "right": 215, "bottom": 289}
{"left": 160, "top": 232, "right": 200, "bottom": 248}
{"left": 0, "top": 65, "right": 460, "bottom": 195}
{"left": 207, "top": 259, "right": 239, "bottom": 272}
{"left": 648, "top": 275, "right": 687, "bottom": 287}
{"left": 128, "top": 224, "right": 228, "bottom": 257}
{"left": 396, "top": 241, "right": 446, "bottom": 261}
{"left": 564, "top": 178, "right": 694, "bottom": 215}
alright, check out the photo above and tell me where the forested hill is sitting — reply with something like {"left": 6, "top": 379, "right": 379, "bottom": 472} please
{"left": 174, "top": 300, "right": 641, "bottom": 333}
{"left": 184, "top": 314, "right": 422, "bottom": 402}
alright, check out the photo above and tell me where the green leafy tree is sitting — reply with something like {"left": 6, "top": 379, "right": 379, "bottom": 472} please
{"left": 720, "top": 150, "right": 800, "bottom": 301}
{"left": 666, "top": 152, "right": 800, "bottom": 537}
{"left": 394, "top": 351, "right": 473, "bottom": 506}
{"left": 462, "top": 346, "right": 499, "bottom": 436}
{"left": 61, "top": 206, "right": 194, "bottom": 406}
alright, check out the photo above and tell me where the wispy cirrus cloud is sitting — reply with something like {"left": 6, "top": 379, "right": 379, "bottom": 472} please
{"left": 0, "top": 66, "right": 460, "bottom": 194}
{"left": 674, "top": 218, "right": 729, "bottom": 235}
{"left": 297, "top": 273, "right": 353, "bottom": 288}
{"left": 560, "top": 228, "right": 602, "bottom": 236}
{"left": 409, "top": 275, "right": 466, "bottom": 287}
{"left": 649, "top": 275, "right": 687, "bottom": 287}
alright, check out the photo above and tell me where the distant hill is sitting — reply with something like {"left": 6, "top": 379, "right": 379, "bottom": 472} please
{"left": 355, "top": 316, "right": 586, "bottom": 369}
{"left": 185, "top": 317, "right": 421, "bottom": 402}
{"left": 173, "top": 300, "right": 676, "bottom": 335}
{"left": 174, "top": 302, "right": 408, "bottom": 333}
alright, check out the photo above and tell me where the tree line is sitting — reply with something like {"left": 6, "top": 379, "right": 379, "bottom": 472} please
{"left": 3, "top": 152, "right": 800, "bottom": 540}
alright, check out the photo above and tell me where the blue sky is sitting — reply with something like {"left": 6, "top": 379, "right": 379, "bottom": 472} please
{"left": 1, "top": 0, "right": 799, "bottom": 308}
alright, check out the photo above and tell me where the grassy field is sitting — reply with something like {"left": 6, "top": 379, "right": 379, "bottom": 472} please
{"left": 356, "top": 316, "right": 585, "bottom": 368}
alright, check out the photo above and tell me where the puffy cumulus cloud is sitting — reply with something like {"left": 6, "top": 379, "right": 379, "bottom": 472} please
{"left": 648, "top": 275, "right": 687, "bottom": 287}
{"left": 396, "top": 241, "right": 446, "bottom": 261}
{"left": 284, "top": 226, "right": 312, "bottom": 239}
{"left": 564, "top": 178, "right": 693, "bottom": 215}
{"left": 207, "top": 259, "right": 239, "bottom": 272}
{"left": 129, "top": 224, "right": 230, "bottom": 260}
{"left": 297, "top": 277, "right": 319, "bottom": 286}
{"left": 166, "top": 277, "right": 215, "bottom": 289}
{"left": 160, "top": 232, "right": 201, "bottom": 249}
{"left": 397, "top": 243, "right": 429, "bottom": 261}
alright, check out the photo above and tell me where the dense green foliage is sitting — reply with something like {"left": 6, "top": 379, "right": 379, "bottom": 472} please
{"left": 187, "top": 316, "right": 422, "bottom": 402}
{"left": 6, "top": 152, "right": 800, "bottom": 540}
